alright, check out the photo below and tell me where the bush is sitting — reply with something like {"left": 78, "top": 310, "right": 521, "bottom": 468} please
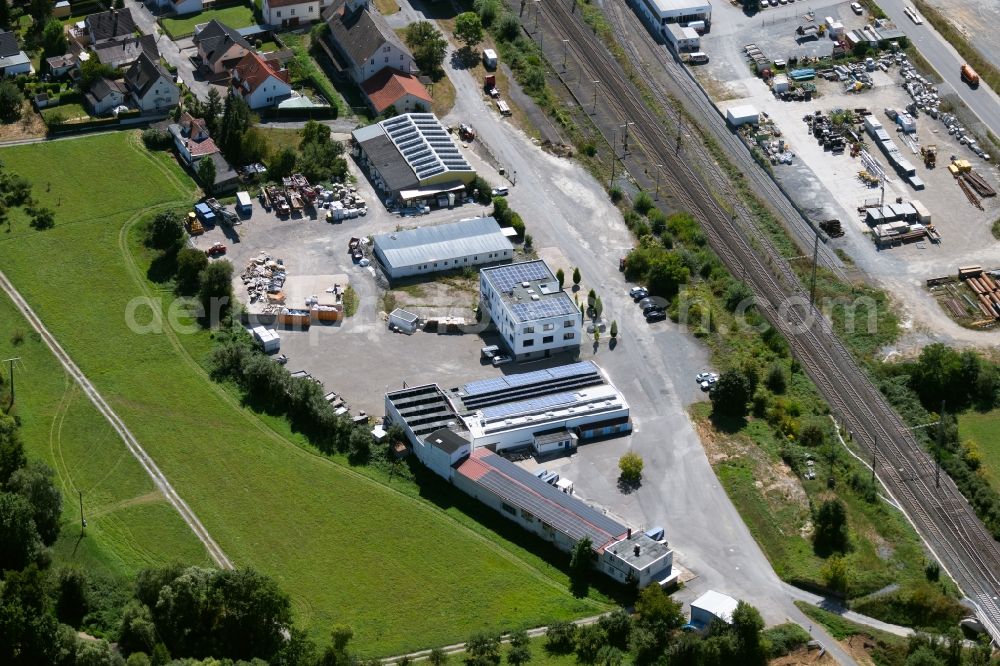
{"left": 762, "top": 623, "right": 810, "bottom": 658}
{"left": 609, "top": 186, "right": 623, "bottom": 203}
{"left": 765, "top": 363, "right": 787, "bottom": 394}
{"left": 633, "top": 192, "right": 654, "bottom": 215}
{"left": 618, "top": 452, "right": 643, "bottom": 483}
{"left": 141, "top": 129, "right": 173, "bottom": 150}
{"left": 545, "top": 620, "right": 577, "bottom": 654}
{"left": 145, "top": 211, "right": 184, "bottom": 251}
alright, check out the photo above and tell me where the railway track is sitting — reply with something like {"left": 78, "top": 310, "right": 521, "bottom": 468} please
{"left": 526, "top": 0, "right": 1000, "bottom": 641}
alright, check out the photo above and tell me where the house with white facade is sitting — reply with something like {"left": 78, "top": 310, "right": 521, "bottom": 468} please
{"left": 124, "top": 52, "right": 179, "bottom": 114}
{"left": 323, "top": 0, "right": 414, "bottom": 85}
{"left": 230, "top": 51, "right": 292, "bottom": 109}
{"left": 193, "top": 20, "right": 251, "bottom": 75}
{"left": 0, "top": 31, "right": 33, "bottom": 77}
{"left": 262, "top": 0, "right": 324, "bottom": 27}
{"left": 480, "top": 260, "right": 582, "bottom": 360}
{"left": 84, "top": 77, "right": 126, "bottom": 115}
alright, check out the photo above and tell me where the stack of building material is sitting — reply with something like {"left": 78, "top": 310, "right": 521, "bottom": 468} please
{"left": 963, "top": 270, "right": 1000, "bottom": 319}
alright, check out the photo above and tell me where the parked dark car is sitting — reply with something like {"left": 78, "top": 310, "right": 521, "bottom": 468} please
{"left": 646, "top": 310, "right": 667, "bottom": 322}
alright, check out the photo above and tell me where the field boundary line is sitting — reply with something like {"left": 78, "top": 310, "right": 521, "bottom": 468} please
{"left": 0, "top": 268, "right": 232, "bottom": 570}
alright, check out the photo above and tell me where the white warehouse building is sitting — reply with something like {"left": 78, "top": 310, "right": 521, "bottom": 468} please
{"left": 372, "top": 216, "right": 513, "bottom": 280}
{"left": 665, "top": 23, "right": 700, "bottom": 51}
{"left": 480, "top": 260, "right": 581, "bottom": 361}
{"left": 635, "top": 0, "right": 712, "bottom": 35}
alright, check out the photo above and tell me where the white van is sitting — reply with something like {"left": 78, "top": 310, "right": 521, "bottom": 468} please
{"left": 688, "top": 52, "right": 709, "bottom": 64}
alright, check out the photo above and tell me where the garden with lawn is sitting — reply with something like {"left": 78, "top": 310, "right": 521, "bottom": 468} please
{"left": 0, "top": 131, "right": 607, "bottom": 655}
{"left": 161, "top": 5, "right": 255, "bottom": 37}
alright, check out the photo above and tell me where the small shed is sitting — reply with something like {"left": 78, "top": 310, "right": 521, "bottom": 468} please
{"left": 533, "top": 429, "right": 577, "bottom": 456}
{"left": 726, "top": 105, "right": 759, "bottom": 127}
{"left": 53, "top": 0, "right": 70, "bottom": 17}
{"left": 482, "top": 48, "right": 497, "bottom": 70}
{"left": 236, "top": 191, "right": 252, "bottom": 214}
{"left": 251, "top": 326, "right": 280, "bottom": 353}
{"left": 772, "top": 74, "right": 790, "bottom": 93}
{"left": 389, "top": 308, "right": 420, "bottom": 334}
{"left": 690, "top": 591, "right": 738, "bottom": 628}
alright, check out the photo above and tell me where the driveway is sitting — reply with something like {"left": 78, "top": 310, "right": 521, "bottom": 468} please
{"left": 124, "top": 0, "right": 212, "bottom": 100}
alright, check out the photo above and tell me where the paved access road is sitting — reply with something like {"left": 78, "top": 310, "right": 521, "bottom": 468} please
{"left": 0, "top": 270, "right": 231, "bottom": 569}
{"left": 876, "top": 0, "right": 1000, "bottom": 140}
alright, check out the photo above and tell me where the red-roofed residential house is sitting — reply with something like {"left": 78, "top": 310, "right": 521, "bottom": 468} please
{"left": 230, "top": 51, "right": 292, "bottom": 109}
{"left": 360, "top": 67, "right": 431, "bottom": 115}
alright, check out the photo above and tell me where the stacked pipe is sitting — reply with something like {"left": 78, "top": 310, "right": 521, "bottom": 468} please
{"left": 965, "top": 273, "right": 1000, "bottom": 319}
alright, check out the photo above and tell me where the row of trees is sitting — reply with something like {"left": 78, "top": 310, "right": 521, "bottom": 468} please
{"left": 268, "top": 120, "right": 349, "bottom": 183}
{"left": 144, "top": 210, "right": 234, "bottom": 320}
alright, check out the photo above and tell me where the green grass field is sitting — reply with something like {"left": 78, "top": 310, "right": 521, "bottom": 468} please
{"left": 0, "top": 297, "right": 213, "bottom": 579}
{"left": 161, "top": 5, "right": 255, "bottom": 37}
{"left": 959, "top": 408, "right": 1000, "bottom": 493}
{"left": 41, "top": 102, "right": 91, "bottom": 123}
{"left": 693, "top": 404, "right": 946, "bottom": 602}
{"left": 0, "top": 132, "right": 606, "bottom": 655}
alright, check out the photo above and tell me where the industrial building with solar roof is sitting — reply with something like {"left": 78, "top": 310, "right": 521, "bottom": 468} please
{"left": 372, "top": 217, "right": 513, "bottom": 280}
{"left": 384, "top": 360, "right": 631, "bottom": 477}
{"left": 351, "top": 112, "right": 476, "bottom": 204}
{"left": 383, "top": 361, "right": 674, "bottom": 588}
{"left": 480, "top": 260, "right": 582, "bottom": 360}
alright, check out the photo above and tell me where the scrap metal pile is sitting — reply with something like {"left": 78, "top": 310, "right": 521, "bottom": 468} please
{"left": 320, "top": 183, "right": 367, "bottom": 222}
{"left": 260, "top": 173, "right": 320, "bottom": 216}
{"left": 241, "top": 253, "right": 287, "bottom": 311}
{"left": 901, "top": 59, "right": 991, "bottom": 160}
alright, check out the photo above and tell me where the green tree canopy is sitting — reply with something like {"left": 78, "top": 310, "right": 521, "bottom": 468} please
{"left": 199, "top": 260, "right": 234, "bottom": 323}
{"left": 197, "top": 156, "right": 216, "bottom": 194}
{"left": 0, "top": 491, "right": 42, "bottom": 571}
{"left": 405, "top": 21, "right": 448, "bottom": 74}
{"left": 710, "top": 369, "right": 753, "bottom": 420}
{"left": 0, "top": 80, "right": 23, "bottom": 123}
{"left": 7, "top": 460, "right": 62, "bottom": 546}
{"left": 454, "top": 12, "right": 484, "bottom": 50}
{"left": 175, "top": 247, "right": 209, "bottom": 296}
{"left": 813, "top": 498, "right": 849, "bottom": 555}
{"left": 145, "top": 210, "right": 184, "bottom": 250}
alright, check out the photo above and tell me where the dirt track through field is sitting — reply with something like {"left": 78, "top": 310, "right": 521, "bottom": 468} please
{"left": 0, "top": 269, "right": 232, "bottom": 570}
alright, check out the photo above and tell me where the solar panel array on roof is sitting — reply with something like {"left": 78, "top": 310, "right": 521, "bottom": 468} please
{"left": 463, "top": 361, "right": 598, "bottom": 396}
{"left": 482, "top": 261, "right": 551, "bottom": 293}
{"left": 511, "top": 294, "right": 578, "bottom": 321}
{"left": 465, "top": 451, "right": 626, "bottom": 547}
{"left": 380, "top": 113, "right": 473, "bottom": 182}
{"left": 480, "top": 392, "right": 576, "bottom": 421}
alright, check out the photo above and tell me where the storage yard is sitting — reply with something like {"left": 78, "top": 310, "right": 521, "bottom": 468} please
{"left": 693, "top": 0, "right": 999, "bottom": 336}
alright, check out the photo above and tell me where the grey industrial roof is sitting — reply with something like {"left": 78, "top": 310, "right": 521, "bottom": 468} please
{"left": 354, "top": 113, "right": 473, "bottom": 193}
{"left": 424, "top": 427, "right": 470, "bottom": 454}
{"left": 386, "top": 384, "right": 460, "bottom": 438}
{"left": 356, "top": 131, "right": 419, "bottom": 194}
{"left": 373, "top": 217, "right": 512, "bottom": 270}
{"left": 605, "top": 532, "right": 672, "bottom": 569}
{"left": 457, "top": 449, "right": 627, "bottom": 550}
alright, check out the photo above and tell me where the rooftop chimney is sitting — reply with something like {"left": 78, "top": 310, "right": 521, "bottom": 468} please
{"left": 633, "top": 545, "right": 641, "bottom": 557}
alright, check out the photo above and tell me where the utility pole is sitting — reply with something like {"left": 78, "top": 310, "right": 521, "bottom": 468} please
{"left": 809, "top": 230, "right": 820, "bottom": 307}
{"left": 620, "top": 122, "right": 635, "bottom": 155}
{"left": 654, "top": 163, "right": 663, "bottom": 200}
{"left": 610, "top": 128, "right": 618, "bottom": 188}
{"left": 936, "top": 401, "right": 944, "bottom": 488}
{"left": 871, "top": 434, "right": 878, "bottom": 484}
{"left": 676, "top": 105, "right": 683, "bottom": 154}
{"left": 591, "top": 80, "right": 599, "bottom": 114}
{"left": 562, "top": 39, "right": 569, "bottom": 71}
{"left": 79, "top": 490, "right": 86, "bottom": 534}
{"left": 3, "top": 357, "right": 19, "bottom": 406}
{"left": 534, "top": 0, "right": 541, "bottom": 32}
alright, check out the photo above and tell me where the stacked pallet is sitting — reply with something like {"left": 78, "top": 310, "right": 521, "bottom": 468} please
{"left": 964, "top": 271, "right": 1000, "bottom": 319}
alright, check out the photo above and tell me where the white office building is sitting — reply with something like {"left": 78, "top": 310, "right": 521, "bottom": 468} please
{"left": 480, "top": 260, "right": 581, "bottom": 360}
{"left": 634, "top": 0, "right": 712, "bottom": 33}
